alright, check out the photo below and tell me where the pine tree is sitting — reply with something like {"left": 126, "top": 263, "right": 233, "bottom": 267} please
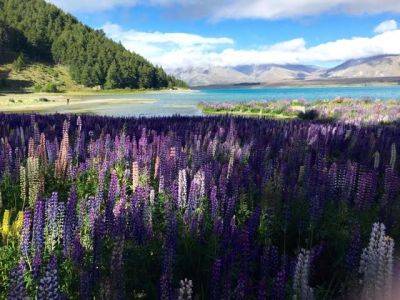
{"left": 12, "top": 52, "right": 26, "bottom": 71}
{"left": 105, "top": 61, "right": 119, "bottom": 89}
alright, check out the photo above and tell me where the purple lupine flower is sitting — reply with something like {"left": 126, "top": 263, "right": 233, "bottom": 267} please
{"left": 210, "top": 185, "right": 218, "bottom": 220}
{"left": 32, "top": 253, "right": 42, "bottom": 279}
{"left": 160, "top": 273, "right": 173, "bottom": 300}
{"left": 72, "top": 235, "right": 84, "bottom": 266}
{"left": 237, "top": 229, "right": 251, "bottom": 275}
{"left": 105, "top": 170, "right": 119, "bottom": 233}
{"left": 345, "top": 224, "right": 361, "bottom": 272}
{"left": 113, "top": 171, "right": 128, "bottom": 220}
{"left": 234, "top": 272, "right": 248, "bottom": 299}
{"left": 79, "top": 270, "right": 93, "bottom": 300}
{"left": 37, "top": 255, "right": 61, "bottom": 300}
{"left": 63, "top": 186, "right": 78, "bottom": 257}
{"left": 355, "top": 170, "right": 377, "bottom": 210}
{"left": 246, "top": 206, "right": 261, "bottom": 241}
{"left": 309, "top": 195, "right": 323, "bottom": 223}
{"left": 8, "top": 260, "right": 27, "bottom": 299}
{"left": 45, "top": 192, "right": 59, "bottom": 252}
{"left": 257, "top": 278, "right": 267, "bottom": 300}
{"left": 20, "top": 210, "right": 32, "bottom": 259}
{"left": 210, "top": 258, "right": 222, "bottom": 300}
{"left": 160, "top": 208, "right": 177, "bottom": 300}
{"left": 110, "top": 237, "right": 125, "bottom": 299}
{"left": 272, "top": 268, "right": 287, "bottom": 300}
{"left": 32, "top": 199, "right": 45, "bottom": 257}
{"left": 261, "top": 245, "right": 279, "bottom": 279}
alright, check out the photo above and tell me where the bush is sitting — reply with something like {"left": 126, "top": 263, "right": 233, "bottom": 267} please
{"left": 0, "top": 78, "right": 7, "bottom": 89}
{"left": 298, "top": 109, "right": 319, "bottom": 120}
{"left": 34, "top": 84, "right": 42, "bottom": 92}
{"left": 41, "top": 83, "right": 59, "bottom": 93}
{"left": 12, "top": 53, "right": 26, "bottom": 72}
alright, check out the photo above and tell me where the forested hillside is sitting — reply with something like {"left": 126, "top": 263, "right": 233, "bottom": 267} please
{"left": 0, "top": 0, "right": 186, "bottom": 89}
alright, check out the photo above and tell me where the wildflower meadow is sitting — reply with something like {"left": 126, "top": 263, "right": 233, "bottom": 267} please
{"left": 0, "top": 113, "right": 399, "bottom": 299}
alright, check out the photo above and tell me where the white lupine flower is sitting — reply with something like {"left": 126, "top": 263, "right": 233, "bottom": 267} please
{"left": 194, "top": 169, "right": 205, "bottom": 199}
{"left": 149, "top": 189, "right": 155, "bottom": 206}
{"left": 178, "top": 278, "right": 193, "bottom": 300}
{"left": 293, "top": 249, "right": 314, "bottom": 300}
{"left": 20, "top": 166, "right": 27, "bottom": 208}
{"left": 359, "top": 222, "right": 394, "bottom": 300}
{"left": 159, "top": 175, "right": 165, "bottom": 194}
{"left": 27, "top": 156, "right": 40, "bottom": 207}
{"left": 373, "top": 151, "right": 380, "bottom": 169}
{"left": 227, "top": 147, "right": 235, "bottom": 179}
{"left": 178, "top": 169, "right": 187, "bottom": 209}
{"left": 132, "top": 161, "right": 139, "bottom": 192}
{"left": 390, "top": 143, "right": 396, "bottom": 170}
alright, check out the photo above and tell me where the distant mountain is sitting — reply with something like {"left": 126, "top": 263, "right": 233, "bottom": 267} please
{"left": 169, "top": 64, "right": 321, "bottom": 87}
{"left": 169, "top": 66, "right": 255, "bottom": 87}
{"left": 234, "top": 64, "right": 321, "bottom": 82}
{"left": 322, "top": 55, "right": 400, "bottom": 78}
{"left": 170, "top": 55, "right": 400, "bottom": 87}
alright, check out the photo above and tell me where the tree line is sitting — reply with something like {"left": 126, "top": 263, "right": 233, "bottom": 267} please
{"left": 0, "top": 0, "right": 186, "bottom": 89}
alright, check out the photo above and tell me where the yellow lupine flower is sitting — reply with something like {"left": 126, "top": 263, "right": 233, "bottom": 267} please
{"left": 11, "top": 211, "right": 24, "bottom": 236}
{"left": 1, "top": 209, "right": 10, "bottom": 240}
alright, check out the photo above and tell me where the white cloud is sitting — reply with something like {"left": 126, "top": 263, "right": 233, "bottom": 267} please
{"left": 212, "top": 0, "right": 400, "bottom": 20}
{"left": 102, "top": 22, "right": 400, "bottom": 69}
{"left": 46, "top": 0, "right": 139, "bottom": 12}
{"left": 374, "top": 19, "right": 398, "bottom": 34}
{"left": 47, "top": 0, "right": 400, "bottom": 19}
{"left": 102, "top": 23, "right": 234, "bottom": 68}
{"left": 103, "top": 23, "right": 233, "bottom": 49}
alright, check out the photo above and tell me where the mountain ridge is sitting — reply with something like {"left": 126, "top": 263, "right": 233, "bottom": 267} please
{"left": 169, "top": 55, "right": 400, "bottom": 87}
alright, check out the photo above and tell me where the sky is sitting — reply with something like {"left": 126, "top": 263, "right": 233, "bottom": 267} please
{"left": 47, "top": 0, "right": 400, "bottom": 69}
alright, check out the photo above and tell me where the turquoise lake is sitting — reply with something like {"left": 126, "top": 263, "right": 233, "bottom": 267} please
{"left": 72, "top": 85, "right": 400, "bottom": 116}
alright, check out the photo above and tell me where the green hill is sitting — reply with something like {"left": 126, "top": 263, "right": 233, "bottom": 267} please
{"left": 0, "top": 0, "right": 186, "bottom": 90}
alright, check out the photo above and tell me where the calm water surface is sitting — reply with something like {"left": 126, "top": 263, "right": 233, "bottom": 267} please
{"left": 75, "top": 85, "right": 400, "bottom": 117}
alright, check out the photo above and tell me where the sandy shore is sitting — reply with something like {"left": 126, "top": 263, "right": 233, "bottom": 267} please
{"left": 0, "top": 92, "right": 157, "bottom": 113}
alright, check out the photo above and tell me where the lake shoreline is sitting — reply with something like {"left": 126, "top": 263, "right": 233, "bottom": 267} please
{"left": 0, "top": 93, "right": 159, "bottom": 113}
{"left": 2, "top": 85, "right": 400, "bottom": 116}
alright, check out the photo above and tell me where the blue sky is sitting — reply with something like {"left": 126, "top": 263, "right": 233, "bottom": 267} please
{"left": 47, "top": 1, "right": 400, "bottom": 69}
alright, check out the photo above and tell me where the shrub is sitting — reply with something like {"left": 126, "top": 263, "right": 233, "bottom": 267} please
{"left": 41, "top": 83, "right": 59, "bottom": 93}
{"left": 298, "top": 109, "right": 319, "bottom": 120}
{"left": 12, "top": 53, "right": 26, "bottom": 72}
{"left": 34, "top": 84, "right": 43, "bottom": 92}
{"left": 0, "top": 78, "right": 7, "bottom": 88}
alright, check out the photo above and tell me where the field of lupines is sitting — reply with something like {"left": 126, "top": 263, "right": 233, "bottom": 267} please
{"left": 0, "top": 113, "right": 399, "bottom": 299}
{"left": 200, "top": 98, "right": 400, "bottom": 124}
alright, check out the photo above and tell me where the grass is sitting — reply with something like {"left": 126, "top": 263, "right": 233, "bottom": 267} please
{"left": 0, "top": 63, "right": 78, "bottom": 91}
{"left": 199, "top": 98, "right": 400, "bottom": 124}
{"left": 199, "top": 101, "right": 303, "bottom": 120}
{"left": 0, "top": 93, "right": 156, "bottom": 114}
{"left": 201, "top": 107, "right": 298, "bottom": 119}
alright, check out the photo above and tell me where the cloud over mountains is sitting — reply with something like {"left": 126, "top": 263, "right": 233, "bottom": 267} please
{"left": 103, "top": 22, "right": 400, "bottom": 69}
